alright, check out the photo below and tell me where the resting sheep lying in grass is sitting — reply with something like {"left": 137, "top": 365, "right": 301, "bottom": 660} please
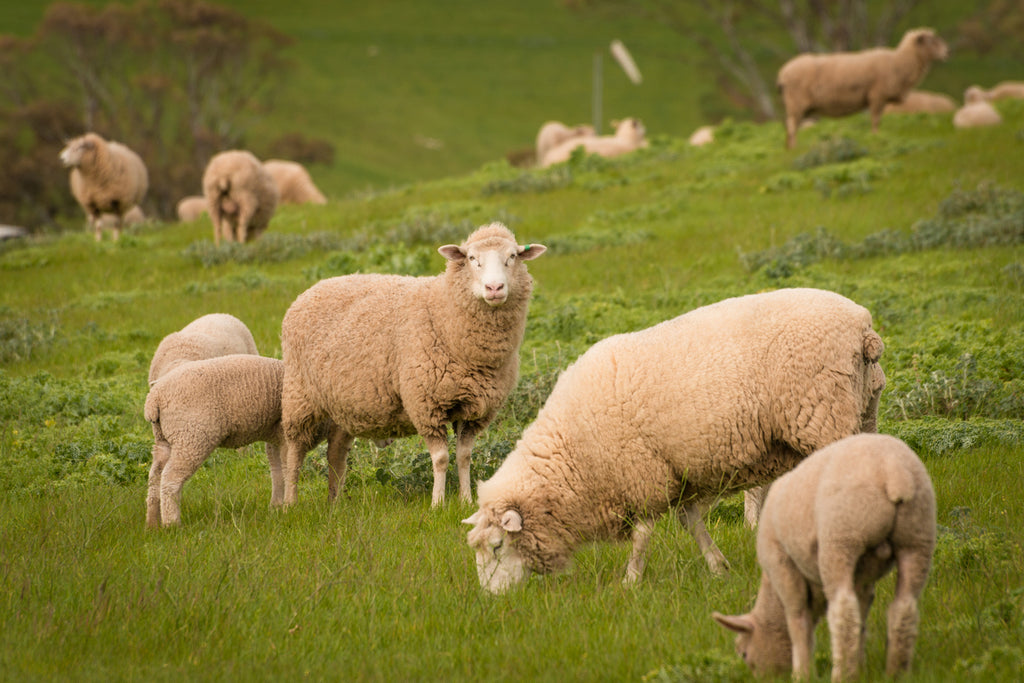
{"left": 202, "top": 150, "right": 279, "bottom": 246}
{"left": 464, "top": 288, "right": 885, "bottom": 593}
{"left": 713, "top": 433, "right": 936, "bottom": 681}
{"left": 176, "top": 195, "right": 207, "bottom": 223}
{"left": 540, "top": 117, "right": 647, "bottom": 167}
{"left": 148, "top": 313, "right": 259, "bottom": 385}
{"left": 262, "top": 159, "right": 327, "bottom": 205}
{"left": 953, "top": 99, "right": 1003, "bottom": 128}
{"left": 777, "top": 28, "right": 948, "bottom": 148}
{"left": 965, "top": 81, "right": 1024, "bottom": 103}
{"left": 60, "top": 132, "right": 149, "bottom": 241}
{"left": 882, "top": 89, "right": 956, "bottom": 115}
{"left": 144, "top": 355, "right": 285, "bottom": 527}
{"left": 535, "top": 121, "right": 595, "bottom": 166}
{"left": 280, "top": 223, "right": 546, "bottom": 507}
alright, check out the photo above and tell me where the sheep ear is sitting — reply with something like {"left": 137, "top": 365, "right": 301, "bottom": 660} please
{"left": 462, "top": 511, "right": 481, "bottom": 526}
{"left": 438, "top": 245, "right": 465, "bottom": 262}
{"left": 517, "top": 243, "right": 547, "bottom": 261}
{"left": 500, "top": 509, "right": 523, "bottom": 532}
{"left": 712, "top": 612, "right": 755, "bottom": 634}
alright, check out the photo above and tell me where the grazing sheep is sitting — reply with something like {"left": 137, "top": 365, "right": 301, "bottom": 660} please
{"left": 59, "top": 132, "right": 149, "bottom": 241}
{"left": 280, "top": 223, "right": 546, "bottom": 507}
{"left": 540, "top": 117, "right": 648, "bottom": 167}
{"left": 882, "top": 89, "right": 956, "bottom": 115}
{"left": 262, "top": 159, "right": 327, "bottom": 205}
{"left": 464, "top": 288, "right": 885, "bottom": 593}
{"left": 148, "top": 313, "right": 259, "bottom": 385}
{"left": 145, "top": 355, "right": 285, "bottom": 527}
{"left": 953, "top": 100, "right": 1003, "bottom": 128}
{"left": 535, "top": 121, "right": 596, "bottom": 166}
{"left": 712, "top": 433, "right": 936, "bottom": 681}
{"left": 176, "top": 195, "right": 207, "bottom": 222}
{"left": 777, "top": 28, "right": 949, "bottom": 148}
{"left": 688, "top": 125, "right": 715, "bottom": 146}
{"left": 202, "top": 150, "right": 278, "bottom": 246}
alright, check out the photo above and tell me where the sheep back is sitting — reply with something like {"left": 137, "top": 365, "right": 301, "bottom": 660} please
{"left": 176, "top": 195, "right": 208, "bottom": 222}
{"left": 148, "top": 313, "right": 259, "bottom": 384}
{"left": 262, "top": 159, "right": 327, "bottom": 205}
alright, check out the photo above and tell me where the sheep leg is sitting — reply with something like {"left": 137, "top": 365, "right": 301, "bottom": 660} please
{"left": 768, "top": 558, "right": 816, "bottom": 680}
{"left": 885, "top": 547, "right": 930, "bottom": 677}
{"left": 266, "top": 440, "right": 284, "bottom": 506}
{"left": 325, "top": 429, "right": 354, "bottom": 502}
{"left": 146, "top": 438, "right": 171, "bottom": 528}
{"left": 785, "top": 113, "right": 800, "bottom": 149}
{"left": 235, "top": 205, "right": 254, "bottom": 243}
{"left": 453, "top": 421, "right": 480, "bottom": 503}
{"left": 623, "top": 519, "right": 653, "bottom": 585}
{"left": 743, "top": 485, "right": 768, "bottom": 529}
{"left": 423, "top": 431, "right": 451, "bottom": 507}
{"left": 282, "top": 432, "right": 317, "bottom": 506}
{"left": 821, "top": 554, "right": 863, "bottom": 682}
{"left": 112, "top": 214, "right": 123, "bottom": 241}
{"left": 159, "top": 447, "right": 204, "bottom": 526}
{"left": 679, "top": 502, "right": 730, "bottom": 574}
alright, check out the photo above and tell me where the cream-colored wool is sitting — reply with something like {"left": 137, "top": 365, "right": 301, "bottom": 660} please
{"left": 176, "top": 195, "right": 207, "bottom": 222}
{"left": 966, "top": 81, "right": 1024, "bottom": 103}
{"left": 148, "top": 313, "right": 259, "bottom": 385}
{"left": 60, "top": 132, "right": 149, "bottom": 242}
{"left": 262, "top": 159, "right": 327, "bottom": 205}
{"left": 777, "top": 28, "right": 949, "bottom": 148}
{"left": 280, "top": 223, "right": 547, "bottom": 507}
{"left": 535, "top": 121, "right": 595, "bottom": 166}
{"left": 144, "top": 355, "right": 285, "bottom": 527}
{"left": 688, "top": 124, "right": 715, "bottom": 146}
{"left": 540, "top": 117, "right": 648, "bottom": 167}
{"left": 464, "top": 288, "right": 885, "bottom": 593}
{"left": 713, "top": 433, "right": 936, "bottom": 681}
{"left": 953, "top": 100, "right": 1003, "bottom": 128}
{"left": 202, "top": 150, "right": 278, "bottom": 245}
{"left": 96, "top": 205, "right": 146, "bottom": 231}
{"left": 882, "top": 89, "right": 956, "bottom": 115}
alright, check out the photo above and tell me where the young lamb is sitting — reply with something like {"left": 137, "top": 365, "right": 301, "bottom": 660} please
{"left": 202, "top": 150, "right": 279, "bottom": 246}
{"left": 712, "top": 433, "right": 936, "bottom": 681}
{"left": 262, "top": 159, "right": 328, "bottom": 205}
{"left": 59, "top": 132, "right": 149, "bottom": 241}
{"left": 464, "top": 288, "right": 885, "bottom": 593}
{"left": 280, "top": 222, "right": 546, "bottom": 507}
{"left": 540, "top": 117, "right": 648, "bottom": 167}
{"left": 176, "top": 195, "right": 207, "bottom": 222}
{"left": 535, "top": 121, "right": 596, "bottom": 166}
{"left": 777, "top": 28, "right": 949, "bottom": 148}
{"left": 882, "top": 89, "right": 956, "bottom": 115}
{"left": 966, "top": 81, "right": 1024, "bottom": 103}
{"left": 144, "top": 355, "right": 285, "bottom": 527}
{"left": 953, "top": 100, "right": 1003, "bottom": 128}
{"left": 148, "top": 313, "right": 259, "bottom": 385}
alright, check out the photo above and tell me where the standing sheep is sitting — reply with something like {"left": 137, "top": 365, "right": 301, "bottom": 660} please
{"left": 145, "top": 355, "right": 285, "bottom": 527}
{"left": 464, "top": 288, "right": 885, "bottom": 593}
{"left": 59, "top": 132, "right": 149, "bottom": 241}
{"left": 712, "top": 433, "right": 936, "bottom": 681}
{"left": 535, "top": 121, "right": 595, "bottom": 166}
{"left": 262, "top": 159, "right": 328, "bottom": 205}
{"left": 540, "top": 117, "right": 648, "bottom": 167}
{"left": 148, "top": 313, "right": 259, "bottom": 385}
{"left": 176, "top": 195, "right": 207, "bottom": 222}
{"left": 202, "top": 150, "right": 279, "bottom": 246}
{"left": 280, "top": 222, "right": 546, "bottom": 507}
{"left": 777, "top": 28, "right": 949, "bottom": 148}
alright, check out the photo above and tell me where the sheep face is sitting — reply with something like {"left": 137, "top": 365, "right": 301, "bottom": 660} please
{"left": 910, "top": 29, "right": 948, "bottom": 63}
{"left": 463, "top": 509, "right": 530, "bottom": 593}
{"left": 59, "top": 134, "right": 99, "bottom": 168}
{"left": 438, "top": 237, "right": 546, "bottom": 308}
{"left": 711, "top": 612, "right": 792, "bottom": 676}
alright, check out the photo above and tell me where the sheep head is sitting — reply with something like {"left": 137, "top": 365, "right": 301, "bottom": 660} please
{"left": 438, "top": 222, "right": 546, "bottom": 308}
{"left": 59, "top": 132, "right": 102, "bottom": 168}
{"left": 463, "top": 507, "right": 530, "bottom": 593}
{"left": 712, "top": 610, "right": 793, "bottom": 677}
{"left": 903, "top": 28, "right": 948, "bottom": 63}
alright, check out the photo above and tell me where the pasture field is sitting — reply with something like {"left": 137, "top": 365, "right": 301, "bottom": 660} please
{"left": 2, "top": 98, "right": 1024, "bottom": 679}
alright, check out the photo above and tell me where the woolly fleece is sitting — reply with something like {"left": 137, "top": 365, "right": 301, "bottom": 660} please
{"left": 202, "top": 149, "right": 279, "bottom": 245}
{"left": 148, "top": 313, "right": 259, "bottom": 385}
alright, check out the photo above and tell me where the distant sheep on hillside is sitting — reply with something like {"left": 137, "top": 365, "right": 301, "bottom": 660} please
{"left": 535, "top": 121, "right": 595, "bottom": 165}
{"left": 540, "top": 117, "right": 647, "bottom": 167}
{"left": 262, "top": 159, "right": 327, "bottom": 205}
{"left": 202, "top": 150, "right": 278, "bottom": 245}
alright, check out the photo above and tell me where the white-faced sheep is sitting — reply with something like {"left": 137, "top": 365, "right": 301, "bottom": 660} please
{"left": 59, "top": 132, "right": 149, "bottom": 241}
{"left": 954, "top": 100, "right": 1003, "bottom": 128}
{"left": 883, "top": 89, "right": 956, "bottom": 115}
{"left": 713, "top": 433, "right": 936, "bottom": 681}
{"left": 535, "top": 121, "right": 596, "bottom": 166}
{"left": 464, "top": 288, "right": 885, "bottom": 594}
{"left": 176, "top": 195, "right": 207, "bottom": 223}
{"left": 202, "top": 150, "right": 279, "bottom": 246}
{"left": 145, "top": 355, "right": 285, "bottom": 527}
{"left": 777, "top": 28, "right": 949, "bottom": 148}
{"left": 540, "top": 117, "right": 648, "bottom": 167}
{"left": 262, "top": 159, "right": 327, "bottom": 205}
{"left": 148, "top": 313, "right": 259, "bottom": 385}
{"left": 280, "top": 222, "right": 546, "bottom": 508}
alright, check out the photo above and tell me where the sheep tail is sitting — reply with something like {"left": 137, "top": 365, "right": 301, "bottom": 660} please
{"left": 143, "top": 388, "right": 160, "bottom": 424}
{"left": 862, "top": 329, "right": 884, "bottom": 363}
{"left": 884, "top": 459, "right": 917, "bottom": 505}
{"left": 216, "top": 177, "right": 231, "bottom": 195}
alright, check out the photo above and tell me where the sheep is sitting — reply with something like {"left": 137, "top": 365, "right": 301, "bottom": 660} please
{"left": 59, "top": 132, "right": 149, "bottom": 241}
{"left": 148, "top": 313, "right": 259, "bottom": 385}
{"left": 96, "top": 205, "right": 146, "bottom": 231}
{"left": 535, "top": 121, "right": 596, "bottom": 166}
{"left": 144, "top": 354, "right": 285, "bottom": 527}
{"left": 262, "top": 159, "right": 327, "bottom": 205}
{"left": 712, "top": 433, "right": 936, "bottom": 681}
{"left": 540, "top": 117, "right": 648, "bottom": 167}
{"left": 280, "top": 222, "right": 547, "bottom": 508}
{"left": 688, "top": 125, "right": 715, "bottom": 146}
{"left": 882, "top": 89, "right": 956, "bottom": 115}
{"left": 463, "top": 288, "right": 885, "bottom": 594}
{"left": 202, "top": 150, "right": 278, "bottom": 246}
{"left": 176, "top": 195, "right": 207, "bottom": 222}
{"left": 777, "top": 28, "right": 949, "bottom": 148}
{"left": 966, "top": 81, "right": 1024, "bottom": 103}
{"left": 953, "top": 100, "right": 1003, "bottom": 128}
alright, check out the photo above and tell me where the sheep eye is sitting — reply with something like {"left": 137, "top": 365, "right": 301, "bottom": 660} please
{"left": 492, "top": 539, "right": 503, "bottom": 557}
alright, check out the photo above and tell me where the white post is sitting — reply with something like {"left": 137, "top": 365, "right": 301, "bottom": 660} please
{"left": 592, "top": 52, "right": 602, "bottom": 135}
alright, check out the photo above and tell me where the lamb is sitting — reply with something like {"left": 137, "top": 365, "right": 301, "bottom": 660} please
{"left": 202, "top": 150, "right": 279, "bottom": 246}
{"left": 953, "top": 100, "right": 1003, "bottom": 128}
{"left": 965, "top": 81, "right": 1024, "bottom": 103}
{"left": 144, "top": 354, "right": 286, "bottom": 527}
{"left": 540, "top": 117, "right": 648, "bottom": 167}
{"left": 262, "top": 159, "right": 327, "bottom": 205}
{"left": 59, "top": 132, "right": 149, "bottom": 241}
{"left": 712, "top": 433, "right": 936, "bottom": 681}
{"left": 535, "top": 121, "right": 596, "bottom": 166}
{"left": 882, "top": 89, "right": 956, "bottom": 115}
{"left": 777, "top": 28, "right": 949, "bottom": 148}
{"left": 176, "top": 195, "right": 207, "bottom": 222}
{"left": 280, "top": 222, "right": 546, "bottom": 507}
{"left": 148, "top": 313, "right": 259, "bottom": 385}
{"left": 463, "top": 288, "right": 885, "bottom": 593}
